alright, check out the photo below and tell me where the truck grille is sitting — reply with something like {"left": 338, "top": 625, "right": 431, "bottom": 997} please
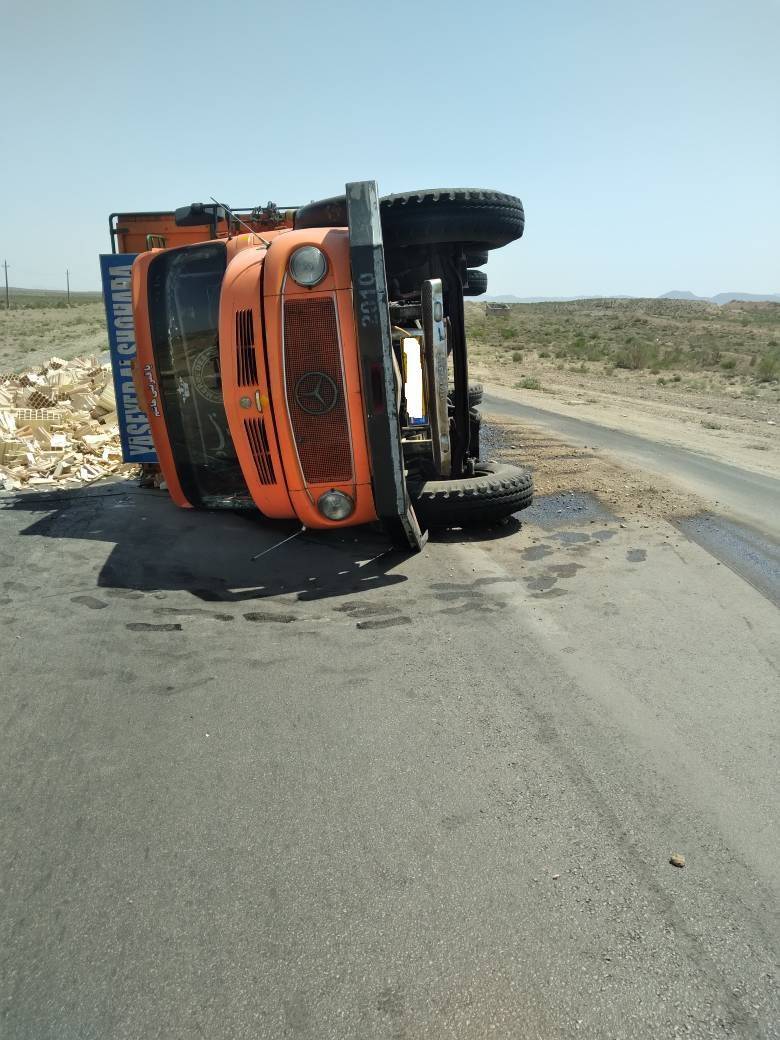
{"left": 283, "top": 297, "right": 352, "bottom": 484}
{"left": 243, "top": 417, "right": 275, "bottom": 485}
{"left": 235, "top": 309, "right": 258, "bottom": 386}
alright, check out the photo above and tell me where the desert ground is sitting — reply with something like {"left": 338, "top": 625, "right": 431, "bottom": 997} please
{"left": 467, "top": 298, "right": 780, "bottom": 486}
{"left": 0, "top": 292, "right": 105, "bottom": 373}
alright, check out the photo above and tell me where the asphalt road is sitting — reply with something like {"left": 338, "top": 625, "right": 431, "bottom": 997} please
{"left": 483, "top": 390, "right": 780, "bottom": 537}
{"left": 1, "top": 483, "right": 778, "bottom": 1039}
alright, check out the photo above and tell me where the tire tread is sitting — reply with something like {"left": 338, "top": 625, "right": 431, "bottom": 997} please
{"left": 409, "top": 462, "right": 533, "bottom": 527}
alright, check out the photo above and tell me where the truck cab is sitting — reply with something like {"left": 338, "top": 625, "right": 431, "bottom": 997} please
{"left": 112, "top": 183, "right": 533, "bottom": 550}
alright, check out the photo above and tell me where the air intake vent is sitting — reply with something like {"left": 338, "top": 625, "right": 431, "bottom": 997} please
{"left": 283, "top": 297, "right": 352, "bottom": 484}
{"left": 235, "top": 309, "right": 258, "bottom": 386}
{"left": 244, "top": 417, "right": 275, "bottom": 485}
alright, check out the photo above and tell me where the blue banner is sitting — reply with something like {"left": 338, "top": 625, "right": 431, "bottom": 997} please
{"left": 99, "top": 254, "right": 157, "bottom": 463}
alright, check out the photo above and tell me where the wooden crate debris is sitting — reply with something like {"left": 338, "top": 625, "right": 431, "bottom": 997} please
{"left": 0, "top": 355, "right": 139, "bottom": 492}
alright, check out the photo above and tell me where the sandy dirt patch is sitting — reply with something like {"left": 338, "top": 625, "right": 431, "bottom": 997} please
{"left": 484, "top": 415, "right": 705, "bottom": 522}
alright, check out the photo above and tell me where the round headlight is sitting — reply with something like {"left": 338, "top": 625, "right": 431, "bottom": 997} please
{"left": 318, "top": 489, "right": 354, "bottom": 521}
{"left": 289, "top": 246, "right": 327, "bottom": 287}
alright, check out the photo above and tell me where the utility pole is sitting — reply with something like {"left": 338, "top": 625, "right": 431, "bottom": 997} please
{"left": 3, "top": 260, "right": 8, "bottom": 310}
{"left": 66, "top": 269, "right": 70, "bottom": 306}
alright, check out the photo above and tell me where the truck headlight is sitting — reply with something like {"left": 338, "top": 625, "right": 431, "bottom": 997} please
{"left": 289, "top": 246, "right": 327, "bottom": 287}
{"left": 318, "top": 489, "right": 354, "bottom": 520}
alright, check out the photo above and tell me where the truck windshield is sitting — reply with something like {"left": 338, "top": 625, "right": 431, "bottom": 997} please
{"left": 147, "top": 242, "right": 251, "bottom": 507}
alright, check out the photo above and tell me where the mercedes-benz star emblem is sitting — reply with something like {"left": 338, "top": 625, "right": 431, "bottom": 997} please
{"left": 294, "top": 372, "right": 339, "bottom": 415}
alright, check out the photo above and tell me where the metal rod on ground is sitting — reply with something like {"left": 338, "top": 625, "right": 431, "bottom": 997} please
{"left": 3, "top": 261, "right": 8, "bottom": 309}
{"left": 251, "top": 526, "right": 306, "bottom": 561}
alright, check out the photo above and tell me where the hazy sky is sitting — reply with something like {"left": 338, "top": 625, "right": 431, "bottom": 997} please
{"left": 2, "top": 0, "right": 778, "bottom": 296}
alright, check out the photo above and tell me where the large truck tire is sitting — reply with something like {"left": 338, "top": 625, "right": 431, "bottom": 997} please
{"left": 295, "top": 188, "right": 525, "bottom": 251}
{"left": 380, "top": 189, "right": 525, "bottom": 250}
{"left": 449, "top": 382, "right": 483, "bottom": 407}
{"left": 408, "top": 461, "right": 533, "bottom": 527}
{"left": 464, "top": 269, "right": 488, "bottom": 296}
{"left": 465, "top": 249, "right": 489, "bottom": 267}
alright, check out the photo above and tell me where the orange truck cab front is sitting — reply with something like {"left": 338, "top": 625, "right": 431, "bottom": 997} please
{"left": 127, "top": 183, "right": 427, "bottom": 549}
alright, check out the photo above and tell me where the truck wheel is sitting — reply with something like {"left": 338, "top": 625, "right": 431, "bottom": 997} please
{"left": 469, "top": 406, "right": 481, "bottom": 458}
{"left": 465, "top": 249, "right": 489, "bottom": 267}
{"left": 464, "top": 269, "right": 488, "bottom": 296}
{"left": 295, "top": 188, "right": 524, "bottom": 251}
{"left": 449, "top": 383, "right": 483, "bottom": 407}
{"left": 408, "top": 461, "right": 533, "bottom": 527}
{"left": 382, "top": 189, "right": 524, "bottom": 250}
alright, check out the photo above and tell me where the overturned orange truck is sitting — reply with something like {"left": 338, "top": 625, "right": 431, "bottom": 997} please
{"left": 110, "top": 182, "right": 532, "bottom": 550}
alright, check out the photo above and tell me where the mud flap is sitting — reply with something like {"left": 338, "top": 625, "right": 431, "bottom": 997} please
{"left": 346, "top": 180, "right": 427, "bottom": 552}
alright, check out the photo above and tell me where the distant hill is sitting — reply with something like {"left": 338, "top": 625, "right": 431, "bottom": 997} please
{"left": 487, "top": 294, "right": 634, "bottom": 304}
{"left": 659, "top": 290, "right": 706, "bottom": 301}
{"left": 709, "top": 292, "right": 780, "bottom": 305}
{"left": 485, "top": 291, "right": 780, "bottom": 306}
{"left": 659, "top": 290, "right": 780, "bottom": 304}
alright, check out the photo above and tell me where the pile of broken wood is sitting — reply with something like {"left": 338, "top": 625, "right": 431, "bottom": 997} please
{"left": 0, "top": 356, "right": 138, "bottom": 492}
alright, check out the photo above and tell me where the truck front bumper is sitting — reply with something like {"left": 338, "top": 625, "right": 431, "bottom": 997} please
{"left": 346, "top": 181, "right": 427, "bottom": 552}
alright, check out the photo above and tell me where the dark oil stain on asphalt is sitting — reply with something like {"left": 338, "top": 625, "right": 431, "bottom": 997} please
{"left": 552, "top": 531, "right": 591, "bottom": 545}
{"left": 626, "top": 549, "right": 647, "bottom": 563}
{"left": 546, "top": 562, "right": 584, "bottom": 578}
{"left": 342, "top": 605, "right": 399, "bottom": 618}
{"left": 153, "top": 607, "right": 233, "bottom": 622}
{"left": 525, "top": 576, "right": 558, "bottom": 592}
{"left": 4, "top": 581, "right": 33, "bottom": 593}
{"left": 440, "top": 813, "right": 468, "bottom": 832}
{"left": 244, "top": 611, "right": 297, "bottom": 624}
{"left": 430, "top": 577, "right": 512, "bottom": 591}
{"left": 437, "top": 602, "right": 503, "bottom": 616}
{"left": 154, "top": 675, "right": 215, "bottom": 697}
{"left": 71, "top": 595, "right": 108, "bottom": 610}
{"left": 564, "top": 544, "right": 591, "bottom": 557}
{"left": 523, "top": 491, "right": 615, "bottom": 529}
{"left": 126, "top": 622, "right": 182, "bottom": 632}
{"left": 333, "top": 602, "right": 399, "bottom": 618}
{"left": 532, "top": 588, "right": 568, "bottom": 599}
{"left": 521, "top": 544, "right": 555, "bottom": 561}
{"left": 356, "top": 616, "right": 411, "bottom": 631}
{"left": 434, "top": 589, "right": 485, "bottom": 602}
